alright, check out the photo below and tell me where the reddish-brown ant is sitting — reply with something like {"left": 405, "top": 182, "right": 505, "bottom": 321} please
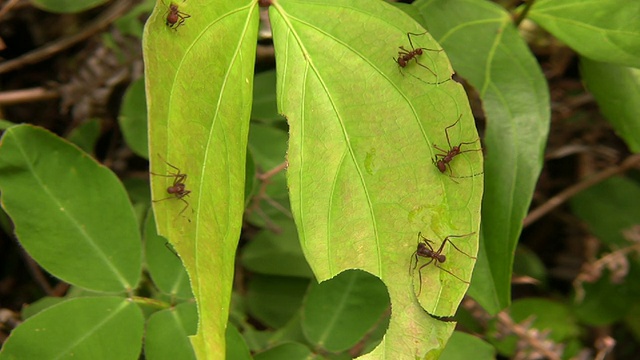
{"left": 432, "top": 115, "right": 483, "bottom": 178}
{"left": 151, "top": 159, "right": 191, "bottom": 216}
{"left": 394, "top": 31, "right": 443, "bottom": 78}
{"left": 410, "top": 232, "right": 476, "bottom": 296}
{"left": 163, "top": 1, "right": 190, "bottom": 30}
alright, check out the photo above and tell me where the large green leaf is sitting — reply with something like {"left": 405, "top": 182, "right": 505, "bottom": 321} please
{"left": 0, "top": 297, "right": 143, "bottom": 359}
{"left": 580, "top": 58, "right": 640, "bottom": 153}
{"left": 271, "top": 0, "right": 483, "bottom": 357}
{"left": 143, "top": 0, "right": 259, "bottom": 357}
{"left": 529, "top": 0, "right": 640, "bottom": 68}
{"left": 0, "top": 125, "right": 141, "bottom": 292}
{"left": 414, "top": 0, "right": 550, "bottom": 314}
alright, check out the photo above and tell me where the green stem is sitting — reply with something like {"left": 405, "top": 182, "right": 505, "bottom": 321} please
{"left": 131, "top": 295, "right": 172, "bottom": 310}
{"left": 514, "top": 0, "right": 536, "bottom": 27}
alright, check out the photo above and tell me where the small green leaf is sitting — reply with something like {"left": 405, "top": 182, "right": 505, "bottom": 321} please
{"left": 31, "top": 0, "right": 107, "bottom": 13}
{"left": 254, "top": 343, "right": 313, "bottom": 360}
{"left": 302, "top": 270, "right": 390, "bottom": 353}
{"left": 145, "top": 302, "right": 197, "bottom": 360}
{"left": 513, "top": 246, "right": 548, "bottom": 286}
{"left": 241, "top": 214, "right": 313, "bottom": 278}
{"left": 226, "top": 324, "right": 252, "bottom": 360}
{"left": 21, "top": 297, "right": 65, "bottom": 320}
{"left": 265, "top": 313, "right": 309, "bottom": 351}
{"left": 66, "top": 119, "right": 101, "bottom": 154}
{"left": 119, "top": 78, "right": 149, "bottom": 159}
{"left": 246, "top": 123, "right": 290, "bottom": 229}
{"left": 581, "top": 58, "right": 640, "bottom": 152}
{"left": 0, "top": 297, "right": 143, "bottom": 359}
{"left": 114, "top": 1, "right": 155, "bottom": 38}
{"left": 122, "top": 177, "right": 152, "bottom": 227}
{"left": 246, "top": 274, "right": 310, "bottom": 328}
{"left": 510, "top": 299, "right": 580, "bottom": 341}
{"left": 571, "top": 177, "right": 640, "bottom": 247}
{"left": 414, "top": 0, "right": 550, "bottom": 315}
{"left": 440, "top": 332, "right": 495, "bottom": 360}
{"left": 0, "top": 125, "right": 141, "bottom": 292}
{"left": 143, "top": 0, "right": 260, "bottom": 357}
{"left": 0, "top": 119, "right": 16, "bottom": 130}
{"left": 573, "top": 269, "right": 640, "bottom": 326}
{"left": 144, "top": 210, "right": 193, "bottom": 298}
{"left": 252, "top": 70, "right": 284, "bottom": 123}
{"left": 529, "top": 0, "right": 640, "bottom": 68}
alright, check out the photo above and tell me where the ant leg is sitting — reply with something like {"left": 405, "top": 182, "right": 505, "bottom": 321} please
{"left": 433, "top": 144, "right": 449, "bottom": 154}
{"left": 406, "top": 31, "right": 428, "bottom": 51}
{"left": 409, "top": 251, "right": 418, "bottom": 276}
{"left": 410, "top": 232, "right": 424, "bottom": 275}
{"left": 442, "top": 234, "right": 477, "bottom": 259}
{"left": 413, "top": 60, "right": 437, "bottom": 78}
{"left": 178, "top": 197, "right": 190, "bottom": 216}
{"left": 457, "top": 147, "right": 483, "bottom": 157}
{"left": 153, "top": 195, "right": 177, "bottom": 203}
{"left": 444, "top": 114, "right": 463, "bottom": 149}
{"left": 398, "top": 46, "right": 411, "bottom": 55}
{"left": 417, "top": 258, "right": 435, "bottom": 296}
{"left": 164, "top": 160, "right": 183, "bottom": 174}
{"left": 407, "top": 32, "right": 444, "bottom": 53}
{"left": 150, "top": 172, "right": 177, "bottom": 178}
{"left": 434, "top": 263, "right": 470, "bottom": 283}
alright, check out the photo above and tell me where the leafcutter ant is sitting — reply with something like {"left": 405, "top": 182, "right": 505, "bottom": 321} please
{"left": 394, "top": 31, "right": 443, "bottom": 78}
{"left": 164, "top": 1, "right": 190, "bottom": 30}
{"left": 151, "top": 159, "right": 191, "bottom": 216}
{"left": 410, "top": 232, "right": 476, "bottom": 296}
{"left": 432, "top": 115, "right": 483, "bottom": 178}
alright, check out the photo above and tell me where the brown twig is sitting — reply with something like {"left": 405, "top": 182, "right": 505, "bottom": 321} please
{"left": 246, "top": 161, "right": 289, "bottom": 231}
{"left": 496, "top": 312, "right": 564, "bottom": 360}
{"left": 523, "top": 153, "right": 640, "bottom": 227}
{"left": 0, "top": 87, "right": 59, "bottom": 106}
{"left": 0, "top": 0, "right": 134, "bottom": 75}
{"left": 0, "top": 0, "right": 21, "bottom": 20}
{"left": 257, "top": 161, "right": 287, "bottom": 181}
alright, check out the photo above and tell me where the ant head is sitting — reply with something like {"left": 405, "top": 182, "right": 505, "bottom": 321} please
{"left": 415, "top": 48, "right": 423, "bottom": 55}
{"left": 436, "top": 160, "right": 447, "bottom": 173}
{"left": 437, "top": 254, "right": 446, "bottom": 263}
